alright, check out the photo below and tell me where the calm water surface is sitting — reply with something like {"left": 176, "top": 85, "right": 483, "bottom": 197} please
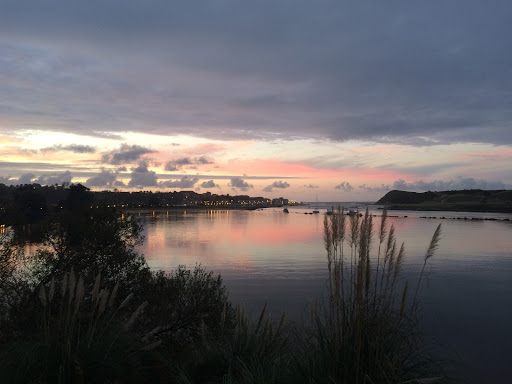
{"left": 136, "top": 205, "right": 512, "bottom": 383}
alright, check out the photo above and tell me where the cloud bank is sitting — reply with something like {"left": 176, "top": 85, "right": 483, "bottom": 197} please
{"left": 1, "top": 1, "right": 511, "bottom": 145}
{"left": 263, "top": 180, "right": 290, "bottom": 192}
{"left": 229, "top": 177, "right": 253, "bottom": 191}
{"left": 335, "top": 181, "right": 354, "bottom": 192}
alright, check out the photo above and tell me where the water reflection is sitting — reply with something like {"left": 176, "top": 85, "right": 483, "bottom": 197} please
{"left": 137, "top": 207, "right": 512, "bottom": 384}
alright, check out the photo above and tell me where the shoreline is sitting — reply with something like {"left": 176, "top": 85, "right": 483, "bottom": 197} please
{"left": 382, "top": 204, "right": 512, "bottom": 214}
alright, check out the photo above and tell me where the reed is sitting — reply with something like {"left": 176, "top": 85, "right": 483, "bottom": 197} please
{"left": 297, "top": 207, "right": 445, "bottom": 383}
{"left": 0, "top": 271, "right": 166, "bottom": 383}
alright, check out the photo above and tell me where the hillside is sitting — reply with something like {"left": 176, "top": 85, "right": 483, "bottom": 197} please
{"left": 376, "top": 189, "right": 512, "bottom": 213}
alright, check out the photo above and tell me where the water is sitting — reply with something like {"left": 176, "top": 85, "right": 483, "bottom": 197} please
{"left": 136, "top": 206, "right": 512, "bottom": 383}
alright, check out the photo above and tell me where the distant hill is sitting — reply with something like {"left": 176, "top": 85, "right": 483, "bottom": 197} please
{"left": 376, "top": 189, "right": 512, "bottom": 213}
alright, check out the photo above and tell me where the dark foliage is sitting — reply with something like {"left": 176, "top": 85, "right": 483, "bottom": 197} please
{"left": 0, "top": 194, "right": 236, "bottom": 383}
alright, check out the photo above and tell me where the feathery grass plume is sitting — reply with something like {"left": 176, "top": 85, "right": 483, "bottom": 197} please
{"left": 374, "top": 208, "right": 388, "bottom": 303}
{"left": 272, "top": 312, "right": 287, "bottom": 345}
{"left": 254, "top": 302, "right": 268, "bottom": 334}
{"left": 118, "top": 292, "right": 134, "bottom": 310}
{"left": 384, "top": 225, "right": 396, "bottom": 263}
{"left": 97, "top": 289, "right": 109, "bottom": 317}
{"left": 92, "top": 272, "right": 101, "bottom": 304}
{"left": 414, "top": 223, "right": 442, "bottom": 307}
{"left": 379, "top": 207, "right": 388, "bottom": 245}
{"left": 394, "top": 243, "right": 406, "bottom": 283}
{"left": 424, "top": 223, "right": 442, "bottom": 263}
{"left": 108, "top": 282, "right": 119, "bottom": 308}
{"left": 298, "top": 210, "right": 445, "bottom": 384}
{"left": 123, "top": 301, "right": 148, "bottom": 330}
{"left": 38, "top": 284, "right": 47, "bottom": 307}
{"left": 141, "top": 340, "right": 163, "bottom": 351}
{"left": 400, "top": 281, "right": 409, "bottom": 318}
{"left": 349, "top": 210, "right": 360, "bottom": 248}
{"left": 324, "top": 214, "right": 333, "bottom": 270}
{"left": 74, "top": 275, "right": 85, "bottom": 315}
{"left": 9, "top": 270, "right": 167, "bottom": 383}
{"left": 142, "top": 326, "right": 162, "bottom": 343}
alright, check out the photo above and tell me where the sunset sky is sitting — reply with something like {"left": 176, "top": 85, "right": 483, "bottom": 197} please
{"left": 1, "top": 1, "right": 511, "bottom": 201}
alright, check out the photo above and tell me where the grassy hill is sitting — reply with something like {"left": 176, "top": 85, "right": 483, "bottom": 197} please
{"left": 376, "top": 189, "right": 512, "bottom": 213}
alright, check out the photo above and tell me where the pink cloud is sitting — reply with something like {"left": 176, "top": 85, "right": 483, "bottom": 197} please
{"left": 457, "top": 147, "right": 512, "bottom": 160}
{"left": 221, "top": 158, "right": 413, "bottom": 182}
{"left": 174, "top": 142, "right": 228, "bottom": 156}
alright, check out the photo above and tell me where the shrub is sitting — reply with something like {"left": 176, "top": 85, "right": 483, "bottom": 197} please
{"left": 0, "top": 270, "right": 168, "bottom": 383}
{"left": 177, "top": 304, "right": 292, "bottom": 384}
{"left": 140, "top": 266, "right": 236, "bottom": 358}
{"left": 33, "top": 207, "right": 150, "bottom": 289}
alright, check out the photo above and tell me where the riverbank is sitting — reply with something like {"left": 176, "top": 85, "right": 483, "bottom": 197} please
{"left": 377, "top": 189, "right": 512, "bottom": 213}
{"left": 382, "top": 203, "right": 512, "bottom": 213}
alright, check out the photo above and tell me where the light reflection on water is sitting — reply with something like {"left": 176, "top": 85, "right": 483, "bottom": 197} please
{"left": 137, "top": 206, "right": 512, "bottom": 383}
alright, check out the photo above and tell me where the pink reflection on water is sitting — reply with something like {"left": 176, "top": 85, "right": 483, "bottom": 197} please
{"left": 139, "top": 209, "right": 324, "bottom": 272}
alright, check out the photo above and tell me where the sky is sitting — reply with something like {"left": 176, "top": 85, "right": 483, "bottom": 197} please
{"left": 1, "top": 0, "right": 511, "bottom": 202}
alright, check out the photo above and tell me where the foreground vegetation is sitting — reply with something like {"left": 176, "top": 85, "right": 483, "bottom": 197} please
{"left": 0, "top": 186, "right": 447, "bottom": 383}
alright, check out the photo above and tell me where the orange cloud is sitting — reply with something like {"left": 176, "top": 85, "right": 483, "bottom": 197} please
{"left": 0, "top": 137, "right": 23, "bottom": 145}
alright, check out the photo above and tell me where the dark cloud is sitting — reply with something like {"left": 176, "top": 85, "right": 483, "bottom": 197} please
{"left": 197, "top": 157, "right": 213, "bottom": 164}
{"left": 0, "top": 173, "right": 36, "bottom": 185}
{"left": 18, "top": 173, "right": 35, "bottom": 184}
{"left": 0, "top": 177, "right": 11, "bottom": 185}
{"left": 358, "top": 184, "right": 392, "bottom": 193}
{"left": 102, "top": 145, "right": 155, "bottom": 165}
{"left": 304, "top": 184, "right": 319, "bottom": 189}
{"left": 40, "top": 144, "right": 96, "bottom": 153}
{"left": 1, "top": 2, "right": 511, "bottom": 145}
{"left": 164, "top": 158, "right": 190, "bottom": 171}
{"left": 34, "top": 171, "right": 73, "bottom": 186}
{"left": 128, "top": 162, "right": 157, "bottom": 188}
{"left": 229, "top": 177, "right": 253, "bottom": 191}
{"left": 175, "top": 158, "right": 192, "bottom": 165}
{"left": 165, "top": 157, "right": 214, "bottom": 171}
{"left": 86, "top": 170, "right": 124, "bottom": 188}
{"left": 159, "top": 176, "right": 199, "bottom": 189}
{"left": 335, "top": 181, "right": 354, "bottom": 192}
{"left": 200, "top": 180, "right": 218, "bottom": 188}
{"left": 263, "top": 180, "right": 290, "bottom": 192}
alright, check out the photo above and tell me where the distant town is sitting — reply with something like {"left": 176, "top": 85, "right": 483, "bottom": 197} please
{"left": 0, "top": 183, "right": 300, "bottom": 225}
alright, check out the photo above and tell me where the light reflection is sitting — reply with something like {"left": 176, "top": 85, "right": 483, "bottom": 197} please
{"left": 138, "top": 209, "right": 512, "bottom": 276}
{"left": 127, "top": 208, "right": 512, "bottom": 383}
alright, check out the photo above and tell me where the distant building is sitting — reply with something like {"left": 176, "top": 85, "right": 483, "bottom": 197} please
{"left": 272, "top": 197, "right": 288, "bottom": 206}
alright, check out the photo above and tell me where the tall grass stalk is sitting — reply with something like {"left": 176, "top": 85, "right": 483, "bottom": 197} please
{"left": 301, "top": 207, "right": 444, "bottom": 383}
{"left": 2, "top": 271, "right": 164, "bottom": 383}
